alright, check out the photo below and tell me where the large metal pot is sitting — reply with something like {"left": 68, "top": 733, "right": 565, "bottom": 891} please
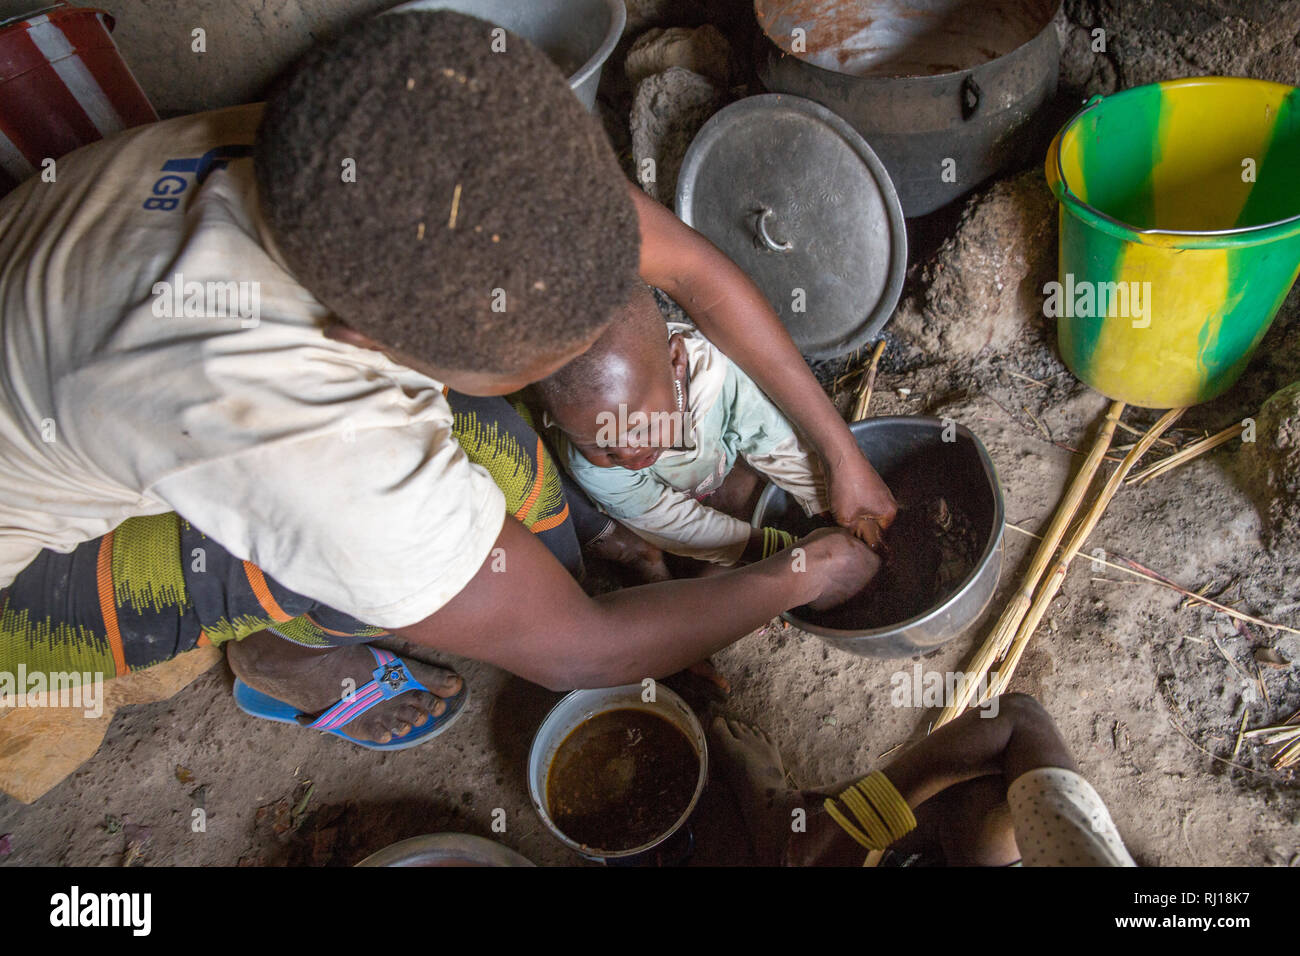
{"left": 754, "top": 0, "right": 1060, "bottom": 216}
{"left": 753, "top": 416, "right": 1004, "bottom": 657}
{"left": 386, "top": 0, "right": 625, "bottom": 111}
{"left": 676, "top": 94, "right": 907, "bottom": 359}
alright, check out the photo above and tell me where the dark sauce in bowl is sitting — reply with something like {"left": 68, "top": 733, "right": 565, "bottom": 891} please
{"left": 546, "top": 708, "right": 699, "bottom": 853}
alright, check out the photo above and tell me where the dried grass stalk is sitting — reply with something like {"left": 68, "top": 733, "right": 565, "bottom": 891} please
{"left": 1114, "top": 419, "right": 1179, "bottom": 448}
{"left": 850, "top": 341, "right": 887, "bottom": 422}
{"left": 983, "top": 407, "right": 1186, "bottom": 700}
{"left": 934, "top": 401, "right": 1125, "bottom": 727}
{"left": 1245, "top": 709, "right": 1300, "bottom": 769}
{"left": 1127, "top": 422, "right": 1245, "bottom": 486}
{"left": 1005, "top": 524, "right": 1300, "bottom": 637}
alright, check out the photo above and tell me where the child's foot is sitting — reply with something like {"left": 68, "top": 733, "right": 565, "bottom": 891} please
{"left": 686, "top": 658, "right": 731, "bottom": 697}
{"left": 708, "top": 716, "right": 805, "bottom": 865}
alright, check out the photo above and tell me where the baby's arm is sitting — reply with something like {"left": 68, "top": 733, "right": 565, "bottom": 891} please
{"left": 728, "top": 366, "right": 831, "bottom": 516}
{"left": 586, "top": 467, "right": 749, "bottom": 565}
{"left": 568, "top": 452, "right": 790, "bottom": 566}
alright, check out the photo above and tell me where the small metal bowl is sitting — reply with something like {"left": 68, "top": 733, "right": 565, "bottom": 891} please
{"left": 356, "top": 833, "right": 534, "bottom": 867}
{"left": 383, "top": 0, "right": 625, "bottom": 111}
{"left": 527, "top": 684, "right": 707, "bottom": 864}
{"left": 753, "top": 416, "right": 1004, "bottom": 657}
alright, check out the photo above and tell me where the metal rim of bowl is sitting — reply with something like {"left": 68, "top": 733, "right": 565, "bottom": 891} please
{"left": 569, "top": 0, "right": 626, "bottom": 91}
{"left": 527, "top": 684, "right": 708, "bottom": 861}
{"left": 754, "top": 0, "right": 1061, "bottom": 83}
{"left": 757, "top": 415, "right": 1005, "bottom": 642}
{"left": 381, "top": 0, "right": 625, "bottom": 95}
{"left": 355, "top": 833, "right": 535, "bottom": 867}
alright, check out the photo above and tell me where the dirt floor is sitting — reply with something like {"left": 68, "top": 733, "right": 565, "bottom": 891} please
{"left": 3, "top": 309, "right": 1298, "bottom": 866}
{"left": 3, "top": 1, "right": 1300, "bottom": 868}
{"left": 5, "top": 269, "right": 1298, "bottom": 869}
{"left": 4, "top": 311, "right": 1299, "bottom": 869}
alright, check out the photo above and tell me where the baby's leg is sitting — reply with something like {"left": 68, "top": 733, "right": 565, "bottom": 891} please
{"left": 585, "top": 519, "right": 672, "bottom": 583}
{"left": 746, "top": 436, "right": 830, "bottom": 517}
{"left": 705, "top": 458, "right": 765, "bottom": 519}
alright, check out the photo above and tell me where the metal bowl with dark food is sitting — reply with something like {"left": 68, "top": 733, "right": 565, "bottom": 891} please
{"left": 753, "top": 416, "right": 1004, "bottom": 657}
{"left": 356, "top": 833, "right": 534, "bottom": 867}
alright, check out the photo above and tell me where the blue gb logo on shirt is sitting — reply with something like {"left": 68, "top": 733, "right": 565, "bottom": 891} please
{"left": 142, "top": 145, "right": 252, "bottom": 211}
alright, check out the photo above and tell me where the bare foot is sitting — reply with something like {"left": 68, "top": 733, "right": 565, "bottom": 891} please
{"left": 708, "top": 716, "right": 804, "bottom": 865}
{"left": 227, "top": 631, "right": 464, "bottom": 744}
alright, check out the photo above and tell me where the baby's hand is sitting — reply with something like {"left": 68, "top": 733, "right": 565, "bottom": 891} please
{"left": 846, "top": 515, "right": 887, "bottom": 552}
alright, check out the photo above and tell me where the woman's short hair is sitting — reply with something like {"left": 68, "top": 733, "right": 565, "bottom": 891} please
{"left": 255, "top": 10, "right": 641, "bottom": 374}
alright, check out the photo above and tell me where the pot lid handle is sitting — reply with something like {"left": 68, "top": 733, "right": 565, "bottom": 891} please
{"left": 755, "top": 206, "right": 793, "bottom": 252}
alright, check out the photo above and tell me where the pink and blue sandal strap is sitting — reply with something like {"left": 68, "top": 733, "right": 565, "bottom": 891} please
{"left": 307, "top": 647, "right": 430, "bottom": 732}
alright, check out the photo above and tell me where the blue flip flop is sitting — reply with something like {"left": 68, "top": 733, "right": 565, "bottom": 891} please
{"left": 233, "top": 646, "right": 469, "bottom": 751}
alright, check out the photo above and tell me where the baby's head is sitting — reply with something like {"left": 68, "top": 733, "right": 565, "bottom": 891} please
{"left": 536, "top": 282, "right": 690, "bottom": 469}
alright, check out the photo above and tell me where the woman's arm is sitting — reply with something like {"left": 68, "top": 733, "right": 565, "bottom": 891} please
{"left": 396, "top": 515, "right": 877, "bottom": 690}
{"left": 630, "top": 184, "right": 898, "bottom": 544}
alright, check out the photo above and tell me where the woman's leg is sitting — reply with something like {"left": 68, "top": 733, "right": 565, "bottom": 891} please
{"left": 445, "top": 389, "right": 586, "bottom": 577}
{"left": 1, "top": 513, "right": 204, "bottom": 683}
{"left": 710, "top": 698, "right": 1072, "bottom": 866}
{"left": 3, "top": 395, "right": 592, "bottom": 745}
{"left": 452, "top": 389, "right": 673, "bottom": 583}
{"left": 0, "top": 513, "right": 466, "bottom": 745}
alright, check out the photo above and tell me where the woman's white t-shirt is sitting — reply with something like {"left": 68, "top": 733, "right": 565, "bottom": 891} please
{"left": 0, "top": 104, "right": 506, "bottom": 628}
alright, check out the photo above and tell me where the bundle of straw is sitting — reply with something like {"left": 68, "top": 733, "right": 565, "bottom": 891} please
{"left": 935, "top": 404, "right": 1186, "bottom": 725}
{"left": 1245, "top": 709, "right": 1300, "bottom": 770}
{"left": 982, "top": 407, "right": 1185, "bottom": 700}
{"left": 935, "top": 401, "right": 1125, "bottom": 725}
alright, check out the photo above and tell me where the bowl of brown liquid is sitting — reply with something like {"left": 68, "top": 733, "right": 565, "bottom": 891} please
{"left": 527, "top": 684, "right": 707, "bottom": 863}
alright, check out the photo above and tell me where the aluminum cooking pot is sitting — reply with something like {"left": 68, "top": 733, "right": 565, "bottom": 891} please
{"left": 754, "top": 0, "right": 1061, "bottom": 215}
{"left": 753, "top": 416, "right": 1004, "bottom": 656}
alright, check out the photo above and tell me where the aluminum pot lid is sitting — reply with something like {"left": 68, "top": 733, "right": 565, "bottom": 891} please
{"left": 675, "top": 94, "right": 907, "bottom": 359}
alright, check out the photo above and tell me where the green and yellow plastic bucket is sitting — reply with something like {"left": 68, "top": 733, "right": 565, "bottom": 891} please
{"left": 1045, "top": 77, "right": 1300, "bottom": 408}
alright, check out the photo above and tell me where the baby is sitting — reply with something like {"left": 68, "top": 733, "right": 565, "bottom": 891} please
{"left": 534, "top": 282, "right": 830, "bottom": 568}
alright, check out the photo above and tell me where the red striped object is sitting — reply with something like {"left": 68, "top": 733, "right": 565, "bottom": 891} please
{"left": 0, "top": 4, "right": 157, "bottom": 195}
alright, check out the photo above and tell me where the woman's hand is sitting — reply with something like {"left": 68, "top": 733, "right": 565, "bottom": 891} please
{"left": 797, "top": 527, "right": 882, "bottom": 611}
{"left": 826, "top": 449, "right": 898, "bottom": 549}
